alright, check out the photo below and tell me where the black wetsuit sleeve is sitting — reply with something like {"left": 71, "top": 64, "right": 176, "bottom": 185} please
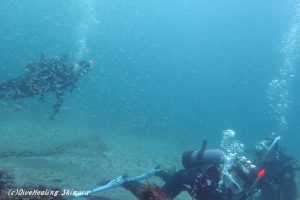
{"left": 50, "top": 91, "right": 64, "bottom": 120}
{"left": 155, "top": 170, "right": 173, "bottom": 182}
{"left": 122, "top": 180, "right": 145, "bottom": 199}
{"left": 161, "top": 169, "right": 186, "bottom": 199}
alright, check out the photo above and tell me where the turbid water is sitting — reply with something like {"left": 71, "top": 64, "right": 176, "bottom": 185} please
{"left": 0, "top": 0, "right": 299, "bottom": 199}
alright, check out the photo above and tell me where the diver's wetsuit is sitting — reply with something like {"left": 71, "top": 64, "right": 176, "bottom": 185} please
{"left": 123, "top": 149, "right": 228, "bottom": 200}
{"left": 257, "top": 153, "right": 298, "bottom": 200}
{"left": 0, "top": 54, "right": 91, "bottom": 119}
{"left": 162, "top": 165, "right": 224, "bottom": 200}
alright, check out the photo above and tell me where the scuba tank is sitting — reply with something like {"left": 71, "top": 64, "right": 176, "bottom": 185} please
{"left": 182, "top": 140, "right": 226, "bottom": 169}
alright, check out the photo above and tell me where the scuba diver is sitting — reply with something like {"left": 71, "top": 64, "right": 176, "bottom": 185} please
{"left": 122, "top": 141, "right": 257, "bottom": 200}
{"left": 73, "top": 140, "right": 258, "bottom": 200}
{"left": 0, "top": 53, "right": 94, "bottom": 120}
{"left": 253, "top": 137, "right": 299, "bottom": 200}
{"left": 121, "top": 148, "right": 226, "bottom": 200}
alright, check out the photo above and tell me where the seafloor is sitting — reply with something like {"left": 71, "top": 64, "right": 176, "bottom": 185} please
{"left": 0, "top": 110, "right": 193, "bottom": 200}
{"left": 0, "top": 105, "right": 299, "bottom": 200}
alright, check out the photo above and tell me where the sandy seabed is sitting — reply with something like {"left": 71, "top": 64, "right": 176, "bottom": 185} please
{"left": 0, "top": 111, "right": 191, "bottom": 200}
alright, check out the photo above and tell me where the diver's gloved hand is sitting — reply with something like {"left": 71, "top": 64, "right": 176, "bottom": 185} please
{"left": 154, "top": 163, "right": 178, "bottom": 183}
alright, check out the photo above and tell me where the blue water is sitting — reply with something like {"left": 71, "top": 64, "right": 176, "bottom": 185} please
{"left": 0, "top": 0, "right": 299, "bottom": 198}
